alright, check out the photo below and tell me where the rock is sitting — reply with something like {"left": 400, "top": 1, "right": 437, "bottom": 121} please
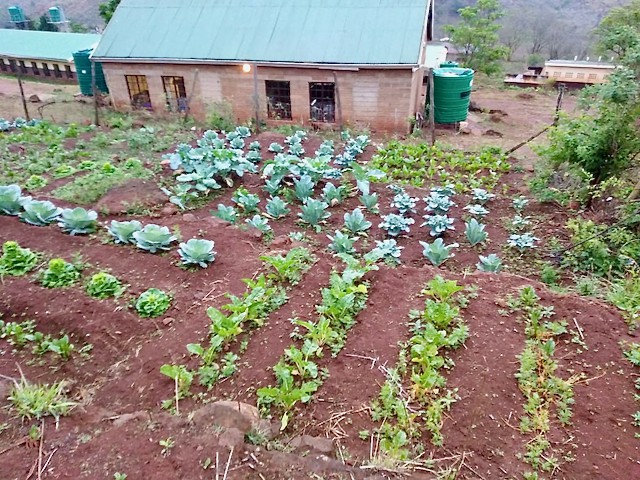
{"left": 112, "top": 411, "right": 149, "bottom": 427}
{"left": 469, "top": 101, "right": 482, "bottom": 112}
{"left": 162, "top": 317, "right": 175, "bottom": 326}
{"left": 290, "top": 435, "right": 334, "bottom": 454}
{"left": 483, "top": 129, "right": 503, "bottom": 137}
{"left": 0, "top": 379, "right": 12, "bottom": 399}
{"left": 28, "top": 93, "right": 55, "bottom": 103}
{"left": 270, "top": 236, "right": 291, "bottom": 248}
{"left": 206, "top": 217, "right": 230, "bottom": 229}
{"left": 218, "top": 427, "right": 245, "bottom": 447}
{"left": 458, "top": 121, "right": 470, "bottom": 134}
{"left": 191, "top": 401, "right": 264, "bottom": 434}
{"left": 182, "top": 213, "right": 197, "bottom": 222}
{"left": 95, "top": 179, "right": 167, "bottom": 214}
{"left": 161, "top": 204, "right": 179, "bottom": 216}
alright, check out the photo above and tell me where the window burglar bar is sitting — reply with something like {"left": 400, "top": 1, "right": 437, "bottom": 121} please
{"left": 265, "top": 80, "right": 292, "bottom": 120}
{"left": 309, "top": 82, "right": 335, "bottom": 123}
{"left": 162, "top": 76, "right": 187, "bottom": 112}
{"left": 125, "top": 75, "right": 152, "bottom": 110}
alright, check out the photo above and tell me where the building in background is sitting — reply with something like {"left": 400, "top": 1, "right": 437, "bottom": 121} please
{"left": 504, "top": 59, "right": 615, "bottom": 89}
{"left": 0, "top": 29, "right": 101, "bottom": 82}
{"left": 92, "top": 0, "right": 436, "bottom": 133}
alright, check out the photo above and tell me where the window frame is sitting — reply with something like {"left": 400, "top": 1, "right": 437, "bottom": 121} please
{"left": 161, "top": 76, "right": 188, "bottom": 112}
{"left": 125, "top": 74, "right": 152, "bottom": 110}
{"left": 65, "top": 65, "right": 73, "bottom": 79}
{"left": 265, "top": 80, "right": 292, "bottom": 120}
{"left": 42, "top": 63, "right": 51, "bottom": 77}
{"left": 31, "top": 61, "right": 40, "bottom": 75}
{"left": 53, "top": 64, "right": 62, "bottom": 78}
{"left": 309, "top": 82, "right": 336, "bottom": 123}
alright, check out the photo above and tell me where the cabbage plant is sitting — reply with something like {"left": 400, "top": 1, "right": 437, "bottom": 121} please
{"left": 507, "top": 233, "right": 539, "bottom": 252}
{"left": 422, "top": 214, "right": 455, "bottom": 237}
{"left": 359, "top": 193, "right": 379, "bottom": 213}
{"left": 513, "top": 196, "right": 529, "bottom": 212}
{"left": 424, "top": 193, "right": 456, "bottom": 214}
{"left": 366, "top": 239, "right": 403, "bottom": 265}
{"left": 419, "top": 239, "right": 458, "bottom": 266}
{"left": 298, "top": 199, "right": 330, "bottom": 228}
{"left": 471, "top": 188, "right": 496, "bottom": 205}
{"left": 245, "top": 215, "right": 272, "bottom": 235}
{"left": 465, "top": 218, "right": 488, "bottom": 245}
{"left": 379, "top": 214, "right": 414, "bottom": 237}
{"left": 178, "top": 239, "right": 216, "bottom": 268}
{"left": 132, "top": 224, "right": 177, "bottom": 253}
{"left": 0, "top": 184, "right": 30, "bottom": 215}
{"left": 322, "top": 183, "right": 346, "bottom": 206}
{"left": 392, "top": 192, "right": 418, "bottom": 215}
{"left": 327, "top": 230, "right": 356, "bottom": 254}
{"left": 294, "top": 175, "right": 315, "bottom": 203}
{"left": 232, "top": 187, "right": 260, "bottom": 213}
{"left": 213, "top": 204, "right": 238, "bottom": 224}
{"left": 19, "top": 200, "right": 62, "bottom": 226}
{"left": 463, "top": 204, "right": 489, "bottom": 217}
{"left": 108, "top": 220, "right": 143, "bottom": 244}
{"left": 268, "top": 143, "right": 284, "bottom": 153}
{"left": 265, "top": 196, "right": 290, "bottom": 219}
{"left": 136, "top": 288, "right": 171, "bottom": 318}
{"left": 477, "top": 254, "right": 502, "bottom": 273}
{"left": 343, "top": 208, "right": 372, "bottom": 234}
{"left": 431, "top": 184, "right": 456, "bottom": 197}
{"left": 58, "top": 208, "right": 98, "bottom": 235}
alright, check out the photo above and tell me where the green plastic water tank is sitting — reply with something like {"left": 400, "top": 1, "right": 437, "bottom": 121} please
{"left": 73, "top": 49, "right": 109, "bottom": 95}
{"left": 48, "top": 7, "right": 64, "bottom": 23}
{"left": 8, "top": 6, "right": 26, "bottom": 23}
{"left": 439, "top": 61, "right": 459, "bottom": 68}
{"left": 433, "top": 67, "right": 474, "bottom": 124}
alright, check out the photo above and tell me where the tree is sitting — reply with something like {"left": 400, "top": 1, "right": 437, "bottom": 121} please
{"left": 99, "top": 0, "right": 121, "bottom": 25}
{"left": 37, "top": 14, "right": 58, "bottom": 32}
{"left": 443, "top": 0, "right": 509, "bottom": 75}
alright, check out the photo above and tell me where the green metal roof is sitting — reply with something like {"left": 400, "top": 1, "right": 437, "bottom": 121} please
{"left": 0, "top": 29, "right": 101, "bottom": 63}
{"left": 92, "top": 0, "right": 431, "bottom": 66}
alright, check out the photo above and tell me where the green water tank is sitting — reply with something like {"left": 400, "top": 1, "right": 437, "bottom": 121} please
{"left": 440, "top": 61, "right": 459, "bottom": 68}
{"left": 433, "top": 67, "right": 474, "bottom": 124}
{"left": 8, "top": 6, "right": 26, "bottom": 23}
{"left": 73, "top": 49, "right": 109, "bottom": 96}
{"left": 48, "top": 7, "right": 64, "bottom": 23}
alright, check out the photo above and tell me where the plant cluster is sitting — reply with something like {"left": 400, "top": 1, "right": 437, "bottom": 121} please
{"left": 0, "top": 241, "right": 39, "bottom": 276}
{"left": 86, "top": 272, "right": 125, "bottom": 299}
{"left": 0, "top": 319, "right": 76, "bottom": 360}
{"left": 135, "top": 288, "right": 172, "bottom": 318}
{"left": 40, "top": 258, "right": 81, "bottom": 288}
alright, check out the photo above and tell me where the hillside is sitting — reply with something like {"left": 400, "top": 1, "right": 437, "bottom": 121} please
{"left": 0, "top": 0, "right": 102, "bottom": 30}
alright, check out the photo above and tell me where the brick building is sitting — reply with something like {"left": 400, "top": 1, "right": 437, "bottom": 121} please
{"left": 92, "top": 0, "right": 436, "bottom": 133}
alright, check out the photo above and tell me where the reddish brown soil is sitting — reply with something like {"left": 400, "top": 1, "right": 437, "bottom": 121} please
{"left": 1, "top": 134, "right": 639, "bottom": 480}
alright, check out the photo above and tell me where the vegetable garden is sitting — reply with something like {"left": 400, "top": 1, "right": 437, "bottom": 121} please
{"left": 0, "top": 117, "right": 638, "bottom": 479}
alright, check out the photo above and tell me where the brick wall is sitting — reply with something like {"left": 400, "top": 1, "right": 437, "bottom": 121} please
{"left": 101, "top": 62, "right": 426, "bottom": 133}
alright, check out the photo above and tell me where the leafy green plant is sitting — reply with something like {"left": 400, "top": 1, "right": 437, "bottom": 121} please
{"left": 510, "top": 214, "right": 532, "bottom": 231}
{"left": 419, "top": 239, "right": 458, "bottom": 266}
{"left": 7, "top": 378, "right": 76, "bottom": 422}
{"left": 463, "top": 204, "right": 489, "bottom": 217}
{"left": 465, "top": 218, "right": 488, "bottom": 245}
{"left": 261, "top": 247, "right": 316, "bottom": 285}
{"left": 513, "top": 196, "right": 529, "bottom": 212}
{"left": 294, "top": 175, "right": 315, "bottom": 203}
{"left": 0, "top": 184, "right": 30, "bottom": 215}
{"left": 471, "top": 188, "right": 496, "bottom": 204}
{"left": 57, "top": 207, "right": 98, "bottom": 235}
{"left": 322, "top": 183, "right": 347, "bottom": 206}
{"left": 379, "top": 214, "right": 414, "bottom": 237}
{"left": 392, "top": 192, "right": 418, "bottom": 215}
{"left": 298, "top": 199, "right": 330, "bottom": 228}
{"left": 265, "top": 196, "right": 290, "bottom": 219}
{"left": 343, "top": 208, "right": 372, "bottom": 234}
{"left": 212, "top": 204, "right": 238, "bottom": 224}
{"left": 178, "top": 239, "right": 216, "bottom": 268}
{"left": 132, "top": 224, "right": 177, "bottom": 253}
{"left": 327, "top": 230, "right": 357, "bottom": 254}
{"left": 422, "top": 214, "right": 455, "bottom": 237}
{"left": 540, "top": 263, "right": 561, "bottom": 285}
{"left": 359, "top": 193, "right": 379, "bottom": 213}
{"left": 424, "top": 193, "right": 456, "bottom": 214}
{"left": 508, "top": 233, "right": 539, "bottom": 252}
{"left": 477, "top": 253, "right": 503, "bottom": 272}
{"left": 40, "top": 259, "right": 81, "bottom": 288}
{"left": 19, "top": 200, "right": 62, "bottom": 226}
{"left": 623, "top": 343, "right": 640, "bottom": 367}
{"left": 86, "top": 272, "right": 125, "bottom": 298}
{"left": 246, "top": 215, "right": 272, "bottom": 235}
{"left": 268, "top": 143, "right": 284, "bottom": 153}
{"left": 107, "top": 220, "right": 143, "bottom": 245}
{"left": 0, "top": 241, "right": 38, "bottom": 276}
{"left": 367, "top": 239, "right": 403, "bottom": 266}
{"left": 232, "top": 187, "right": 260, "bottom": 213}
{"left": 136, "top": 288, "right": 171, "bottom": 318}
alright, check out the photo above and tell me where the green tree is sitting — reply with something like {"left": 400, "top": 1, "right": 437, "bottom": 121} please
{"left": 443, "top": 0, "right": 509, "bottom": 75}
{"left": 37, "top": 14, "right": 58, "bottom": 32}
{"left": 99, "top": 0, "right": 121, "bottom": 25}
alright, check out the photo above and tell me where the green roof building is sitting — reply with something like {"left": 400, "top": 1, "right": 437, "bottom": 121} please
{"left": 0, "top": 29, "right": 101, "bottom": 82}
{"left": 93, "top": 0, "right": 436, "bottom": 132}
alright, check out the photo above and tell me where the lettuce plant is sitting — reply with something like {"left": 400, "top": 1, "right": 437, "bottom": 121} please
{"left": 465, "top": 218, "right": 488, "bottom": 245}
{"left": 471, "top": 188, "right": 496, "bottom": 205}
{"left": 294, "top": 175, "right": 315, "bottom": 203}
{"left": 229, "top": 137, "right": 245, "bottom": 150}
{"left": 507, "top": 233, "right": 539, "bottom": 252}
{"left": 463, "top": 204, "right": 489, "bottom": 217}
{"left": 232, "top": 187, "right": 260, "bottom": 213}
{"left": 379, "top": 214, "right": 414, "bottom": 237}
{"left": 298, "top": 199, "right": 330, "bottom": 228}
{"left": 132, "top": 224, "right": 177, "bottom": 253}
{"left": 268, "top": 143, "right": 284, "bottom": 153}
{"left": 86, "top": 272, "right": 125, "bottom": 298}
{"left": 421, "top": 214, "right": 455, "bottom": 237}
{"left": 246, "top": 215, "right": 272, "bottom": 235}
{"left": 419, "top": 239, "right": 458, "bottom": 266}
{"left": 344, "top": 208, "right": 372, "bottom": 234}
{"left": 477, "top": 254, "right": 502, "bottom": 273}
{"left": 178, "top": 239, "right": 216, "bottom": 268}
{"left": 431, "top": 184, "right": 456, "bottom": 197}
{"left": 246, "top": 150, "right": 261, "bottom": 163}
{"left": 249, "top": 140, "right": 262, "bottom": 151}
{"left": 58, "top": 208, "right": 98, "bottom": 235}
{"left": 322, "top": 183, "right": 346, "bottom": 206}
{"left": 367, "top": 239, "right": 403, "bottom": 265}
{"left": 327, "top": 230, "right": 357, "bottom": 254}
{"left": 392, "top": 192, "right": 418, "bottom": 215}
{"left": 265, "top": 196, "right": 290, "bottom": 219}
{"left": 19, "top": 200, "right": 62, "bottom": 226}
{"left": 0, "top": 184, "right": 30, "bottom": 215}
{"left": 136, "top": 288, "right": 171, "bottom": 318}
{"left": 108, "top": 220, "right": 143, "bottom": 244}
{"left": 212, "top": 204, "right": 238, "bottom": 224}
{"left": 359, "top": 193, "right": 379, "bottom": 213}
{"left": 288, "top": 143, "right": 305, "bottom": 157}
{"left": 0, "top": 241, "right": 38, "bottom": 276}
{"left": 424, "top": 193, "right": 456, "bottom": 214}
{"left": 40, "top": 259, "right": 80, "bottom": 288}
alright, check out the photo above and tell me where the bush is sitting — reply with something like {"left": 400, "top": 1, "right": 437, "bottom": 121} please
{"left": 206, "top": 101, "right": 236, "bottom": 133}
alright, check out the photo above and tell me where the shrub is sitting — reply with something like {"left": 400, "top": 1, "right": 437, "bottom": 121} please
{"left": 206, "top": 101, "right": 236, "bottom": 133}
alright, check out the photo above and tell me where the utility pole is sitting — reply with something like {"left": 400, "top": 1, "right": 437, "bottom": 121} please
{"left": 14, "top": 59, "right": 30, "bottom": 121}
{"left": 253, "top": 63, "right": 260, "bottom": 133}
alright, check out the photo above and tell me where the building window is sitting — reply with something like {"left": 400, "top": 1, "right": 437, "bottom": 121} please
{"left": 565, "top": 72, "right": 574, "bottom": 79}
{"left": 8, "top": 59, "right": 17, "bottom": 73}
{"left": 42, "top": 63, "right": 51, "bottom": 76}
{"left": 265, "top": 81, "right": 292, "bottom": 120}
{"left": 576, "top": 72, "right": 585, "bottom": 79}
{"left": 18, "top": 60, "right": 27, "bottom": 74}
{"left": 65, "top": 65, "right": 73, "bottom": 79}
{"left": 309, "top": 82, "right": 335, "bottom": 123}
{"left": 1, "top": 60, "right": 7, "bottom": 73}
{"left": 552, "top": 71, "right": 560, "bottom": 78}
{"left": 53, "top": 64, "right": 62, "bottom": 78}
{"left": 162, "top": 76, "right": 187, "bottom": 112}
{"left": 31, "top": 62, "right": 40, "bottom": 75}
{"left": 588, "top": 73, "right": 597, "bottom": 80}
{"left": 125, "top": 75, "right": 152, "bottom": 110}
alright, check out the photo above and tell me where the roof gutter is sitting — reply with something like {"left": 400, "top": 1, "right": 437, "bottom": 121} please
{"left": 89, "top": 56, "right": 419, "bottom": 70}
